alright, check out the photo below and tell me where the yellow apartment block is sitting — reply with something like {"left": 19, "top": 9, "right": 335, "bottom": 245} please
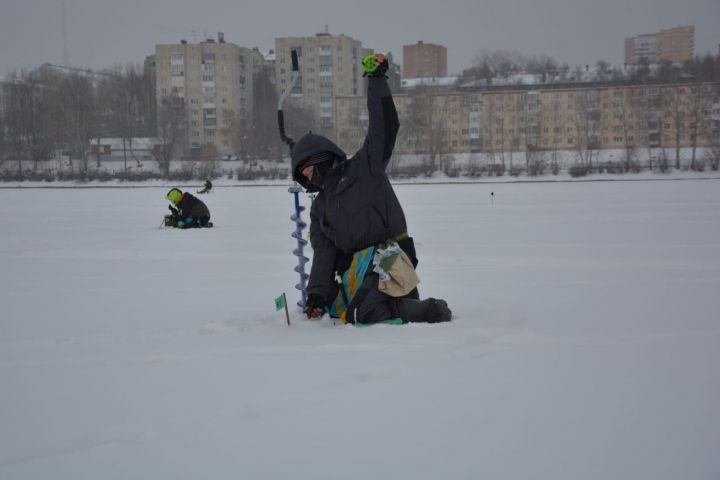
{"left": 335, "top": 82, "right": 720, "bottom": 155}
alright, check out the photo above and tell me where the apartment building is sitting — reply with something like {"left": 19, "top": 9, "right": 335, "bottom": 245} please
{"left": 154, "top": 34, "right": 255, "bottom": 155}
{"left": 625, "top": 25, "right": 694, "bottom": 65}
{"left": 403, "top": 41, "right": 447, "bottom": 78}
{"left": 657, "top": 25, "right": 695, "bottom": 63}
{"left": 275, "top": 32, "right": 371, "bottom": 134}
{"left": 335, "top": 81, "right": 720, "bottom": 156}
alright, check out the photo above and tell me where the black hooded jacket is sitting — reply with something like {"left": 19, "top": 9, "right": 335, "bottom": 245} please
{"left": 176, "top": 192, "right": 210, "bottom": 219}
{"left": 290, "top": 76, "right": 404, "bottom": 302}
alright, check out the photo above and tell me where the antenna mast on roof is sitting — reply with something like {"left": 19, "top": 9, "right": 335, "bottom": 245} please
{"left": 61, "top": 0, "right": 70, "bottom": 65}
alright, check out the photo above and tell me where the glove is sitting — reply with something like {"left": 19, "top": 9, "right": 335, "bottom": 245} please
{"left": 304, "top": 293, "right": 326, "bottom": 319}
{"left": 361, "top": 53, "right": 388, "bottom": 77}
{"left": 168, "top": 205, "right": 179, "bottom": 216}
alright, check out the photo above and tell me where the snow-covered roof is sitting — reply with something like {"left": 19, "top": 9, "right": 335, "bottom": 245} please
{"left": 400, "top": 76, "right": 458, "bottom": 88}
{"left": 89, "top": 137, "right": 160, "bottom": 150}
{"left": 491, "top": 73, "right": 544, "bottom": 86}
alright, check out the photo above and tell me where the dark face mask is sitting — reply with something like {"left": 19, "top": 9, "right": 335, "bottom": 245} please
{"left": 309, "top": 160, "right": 333, "bottom": 188}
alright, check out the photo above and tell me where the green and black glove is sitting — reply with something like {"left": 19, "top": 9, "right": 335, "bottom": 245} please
{"left": 361, "top": 54, "right": 389, "bottom": 77}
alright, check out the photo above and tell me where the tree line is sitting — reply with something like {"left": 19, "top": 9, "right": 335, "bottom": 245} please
{"left": 0, "top": 63, "right": 310, "bottom": 174}
{"left": 459, "top": 50, "right": 720, "bottom": 86}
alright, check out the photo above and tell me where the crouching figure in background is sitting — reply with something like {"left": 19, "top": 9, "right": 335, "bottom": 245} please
{"left": 164, "top": 188, "right": 213, "bottom": 228}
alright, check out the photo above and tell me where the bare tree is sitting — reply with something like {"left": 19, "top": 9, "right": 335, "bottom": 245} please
{"left": 573, "top": 89, "right": 601, "bottom": 169}
{"left": 686, "top": 84, "right": 714, "bottom": 169}
{"left": 402, "top": 86, "right": 448, "bottom": 175}
{"left": 469, "top": 50, "right": 558, "bottom": 79}
{"left": 154, "top": 95, "right": 183, "bottom": 177}
{"left": 2, "top": 70, "right": 59, "bottom": 170}
{"left": 618, "top": 87, "right": 640, "bottom": 169}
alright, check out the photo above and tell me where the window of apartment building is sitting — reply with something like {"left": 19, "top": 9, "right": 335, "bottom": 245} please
{"left": 170, "top": 54, "right": 184, "bottom": 76}
{"left": 202, "top": 63, "right": 215, "bottom": 82}
{"left": 567, "top": 138, "right": 574, "bottom": 144}
{"left": 191, "top": 131, "right": 200, "bottom": 137}
{"left": 205, "top": 129, "right": 215, "bottom": 137}
{"left": 203, "top": 88, "right": 214, "bottom": 104}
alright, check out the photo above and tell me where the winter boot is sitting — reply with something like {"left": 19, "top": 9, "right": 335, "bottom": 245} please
{"left": 396, "top": 297, "right": 452, "bottom": 324}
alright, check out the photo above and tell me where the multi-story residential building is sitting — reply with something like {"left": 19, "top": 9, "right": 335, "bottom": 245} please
{"left": 657, "top": 25, "right": 695, "bottom": 63}
{"left": 625, "top": 25, "right": 694, "bottom": 65}
{"left": 403, "top": 41, "right": 447, "bottom": 78}
{"left": 154, "top": 33, "right": 255, "bottom": 156}
{"left": 335, "top": 81, "right": 720, "bottom": 159}
{"left": 275, "top": 32, "right": 371, "bottom": 135}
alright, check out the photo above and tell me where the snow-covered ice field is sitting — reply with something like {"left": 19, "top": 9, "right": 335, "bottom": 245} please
{"left": 1, "top": 180, "right": 719, "bottom": 479}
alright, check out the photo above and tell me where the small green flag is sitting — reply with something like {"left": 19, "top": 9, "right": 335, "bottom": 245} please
{"left": 275, "top": 294, "right": 286, "bottom": 311}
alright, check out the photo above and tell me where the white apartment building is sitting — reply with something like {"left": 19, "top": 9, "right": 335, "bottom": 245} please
{"left": 155, "top": 34, "right": 255, "bottom": 155}
{"left": 275, "top": 32, "right": 372, "bottom": 134}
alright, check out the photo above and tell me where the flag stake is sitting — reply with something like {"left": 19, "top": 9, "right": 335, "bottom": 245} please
{"left": 283, "top": 292, "right": 291, "bottom": 326}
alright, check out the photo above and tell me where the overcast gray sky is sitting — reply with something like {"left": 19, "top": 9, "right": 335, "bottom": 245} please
{"left": 1, "top": 0, "right": 718, "bottom": 77}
